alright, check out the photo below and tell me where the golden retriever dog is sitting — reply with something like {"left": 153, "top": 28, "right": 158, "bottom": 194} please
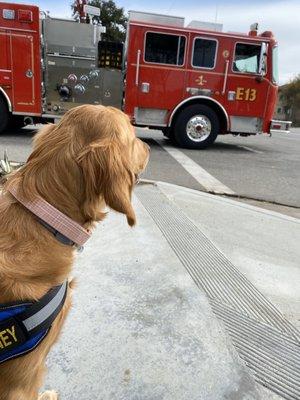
{"left": 0, "top": 105, "right": 149, "bottom": 400}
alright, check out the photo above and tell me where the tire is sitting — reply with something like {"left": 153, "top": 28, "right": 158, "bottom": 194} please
{"left": 162, "top": 127, "right": 171, "bottom": 138}
{"left": 0, "top": 96, "right": 10, "bottom": 133}
{"left": 173, "top": 104, "right": 220, "bottom": 149}
{"left": 162, "top": 127, "right": 174, "bottom": 140}
{"left": 10, "top": 115, "right": 25, "bottom": 129}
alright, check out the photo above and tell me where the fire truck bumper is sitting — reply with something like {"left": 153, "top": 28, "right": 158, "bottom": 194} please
{"left": 270, "top": 119, "right": 292, "bottom": 134}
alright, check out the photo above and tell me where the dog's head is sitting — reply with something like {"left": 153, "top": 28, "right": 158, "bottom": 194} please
{"left": 73, "top": 105, "right": 149, "bottom": 226}
{"left": 13, "top": 105, "right": 149, "bottom": 226}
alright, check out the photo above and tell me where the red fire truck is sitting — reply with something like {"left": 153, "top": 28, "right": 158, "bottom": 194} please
{"left": 0, "top": 2, "right": 291, "bottom": 149}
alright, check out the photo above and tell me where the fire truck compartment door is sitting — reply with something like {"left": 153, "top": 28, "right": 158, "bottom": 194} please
{"left": 11, "top": 34, "right": 35, "bottom": 112}
{"left": 136, "top": 32, "right": 187, "bottom": 126}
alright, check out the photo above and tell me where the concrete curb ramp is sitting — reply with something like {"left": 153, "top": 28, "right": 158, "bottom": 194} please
{"left": 137, "top": 183, "right": 300, "bottom": 400}
{"left": 44, "top": 182, "right": 300, "bottom": 400}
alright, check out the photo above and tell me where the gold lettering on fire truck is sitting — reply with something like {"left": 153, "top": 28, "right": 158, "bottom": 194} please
{"left": 236, "top": 87, "right": 257, "bottom": 102}
{"left": 196, "top": 75, "right": 207, "bottom": 86}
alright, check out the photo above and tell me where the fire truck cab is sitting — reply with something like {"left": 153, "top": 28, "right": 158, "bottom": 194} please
{"left": 0, "top": 3, "right": 292, "bottom": 149}
{"left": 124, "top": 12, "right": 291, "bottom": 148}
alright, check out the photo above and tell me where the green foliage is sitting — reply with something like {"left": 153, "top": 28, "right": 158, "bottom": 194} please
{"left": 281, "top": 74, "right": 300, "bottom": 109}
{"left": 71, "top": 0, "right": 127, "bottom": 42}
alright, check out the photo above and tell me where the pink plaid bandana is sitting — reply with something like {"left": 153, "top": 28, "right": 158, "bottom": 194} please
{"left": 8, "top": 184, "right": 91, "bottom": 247}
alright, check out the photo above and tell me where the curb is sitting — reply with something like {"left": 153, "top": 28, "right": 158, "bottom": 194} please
{"left": 138, "top": 179, "right": 300, "bottom": 224}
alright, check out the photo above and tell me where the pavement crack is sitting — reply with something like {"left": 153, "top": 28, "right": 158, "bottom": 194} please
{"left": 139, "top": 180, "right": 300, "bottom": 212}
{"left": 213, "top": 192, "right": 300, "bottom": 210}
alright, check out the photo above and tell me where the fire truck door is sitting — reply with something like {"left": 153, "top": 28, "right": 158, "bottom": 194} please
{"left": 11, "top": 34, "right": 36, "bottom": 113}
{"left": 135, "top": 31, "right": 187, "bottom": 126}
{"left": 224, "top": 42, "right": 269, "bottom": 133}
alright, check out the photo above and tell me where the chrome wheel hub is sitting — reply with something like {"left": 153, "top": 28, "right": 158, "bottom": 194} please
{"left": 186, "top": 115, "right": 212, "bottom": 142}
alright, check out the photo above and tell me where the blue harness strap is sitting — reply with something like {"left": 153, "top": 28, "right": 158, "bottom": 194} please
{"left": 0, "top": 281, "right": 68, "bottom": 364}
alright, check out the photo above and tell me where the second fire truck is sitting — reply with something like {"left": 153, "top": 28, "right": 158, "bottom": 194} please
{"left": 0, "top": 2, "right": 291, "bottom": 148}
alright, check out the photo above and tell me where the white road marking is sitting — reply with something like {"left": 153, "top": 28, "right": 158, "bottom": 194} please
{"left": 237, "top": 145, "right": 264, "bottom": 154}
{"left": 273, "top": 135, "right": 300, "bottom": 141}
{"left": 155, "top": 140, "right": 235, "bottom": 195}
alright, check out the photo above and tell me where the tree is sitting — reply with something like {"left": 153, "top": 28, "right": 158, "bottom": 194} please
{"left": 279, "top": 75, "right": 300, "bottom": 125}
{"left": 281, "top": 75, "right": 300, "bottom": 109}
{"left": 71, "top": 0, "right": 128, "bottom": 42}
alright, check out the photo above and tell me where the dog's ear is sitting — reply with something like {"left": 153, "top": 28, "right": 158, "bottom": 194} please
{"left": 6, "top": 124, "right": 58, "bottom": 200}
{"left": 77, "top": 139, "right": 136, "bottom": 226}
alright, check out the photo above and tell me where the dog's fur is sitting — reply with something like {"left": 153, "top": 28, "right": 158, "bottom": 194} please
{"left": 0, "top": 105, "right": 149, "bottom": 399}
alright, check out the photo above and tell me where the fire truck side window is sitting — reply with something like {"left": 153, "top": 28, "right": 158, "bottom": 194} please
{"left": 192, "top": 38, "right": 217, "bottom": 69}
{"left": 233, "top": 43, "right": 261, "bottom": 74}
{"left": 145, "top": 32, "right": 186, "bottom": 66}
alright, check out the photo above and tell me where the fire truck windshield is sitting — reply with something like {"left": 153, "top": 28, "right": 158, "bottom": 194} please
{"left": 272, "top": 46, "right": 279, "bottom": 84}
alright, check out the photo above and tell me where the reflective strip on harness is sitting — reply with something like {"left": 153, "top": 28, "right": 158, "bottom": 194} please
{"left": 22, "top": 282, "right": 67, "bottom": 332}
{"left": 0, "top": 281, "right": 67, "bottom": 364}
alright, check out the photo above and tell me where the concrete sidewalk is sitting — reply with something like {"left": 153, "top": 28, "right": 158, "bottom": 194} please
{"left": 43, "top": 182, "right": 300, "bottom": 400}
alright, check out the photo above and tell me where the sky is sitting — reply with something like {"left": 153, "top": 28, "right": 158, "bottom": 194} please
{"left": 6, "top": 0, "right": 300, "bottom": 84}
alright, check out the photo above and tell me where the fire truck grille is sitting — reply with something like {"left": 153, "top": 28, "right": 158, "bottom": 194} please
{"left": 136, "top": 184, "right": 300, "bottom": 400}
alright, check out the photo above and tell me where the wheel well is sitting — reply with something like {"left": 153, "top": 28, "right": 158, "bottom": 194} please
{"left": 0, "top": 90, "right": 11, "bottom": 113}
{"left": 169, "top": 98, "right": 228, "bottom": 134}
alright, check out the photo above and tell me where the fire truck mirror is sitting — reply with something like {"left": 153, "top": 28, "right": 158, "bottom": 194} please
{"left": 258, "top": 42, "right": 268, "bottom": 76}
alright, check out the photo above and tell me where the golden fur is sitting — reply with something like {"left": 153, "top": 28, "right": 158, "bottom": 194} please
{"left": 0, "top": 105, "right": 149, "bottom": 399}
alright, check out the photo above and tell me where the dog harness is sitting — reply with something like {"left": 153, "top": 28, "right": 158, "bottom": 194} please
{"left": 0, "top": 281, "right": 68, "bottom": 364}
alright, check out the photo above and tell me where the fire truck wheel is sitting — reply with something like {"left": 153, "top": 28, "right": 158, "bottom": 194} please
{"left": 0, "top": 96, "right": 10, "bottom": 133}
{"left": 162, "top": 128, "right": 176, "bottom": 145}
{"left": 174, "top": 104, "right": 220, "bottom": 149}
{"left": 10, "top": 116, "right": 25, "bottom": 129}
{"left": 162, "top": 127, "right": 173, "bottom": 139}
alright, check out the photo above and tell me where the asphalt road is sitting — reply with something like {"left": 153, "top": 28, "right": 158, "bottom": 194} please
{"left": 1, "top": 125, "right": 299, "bottom": 218}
